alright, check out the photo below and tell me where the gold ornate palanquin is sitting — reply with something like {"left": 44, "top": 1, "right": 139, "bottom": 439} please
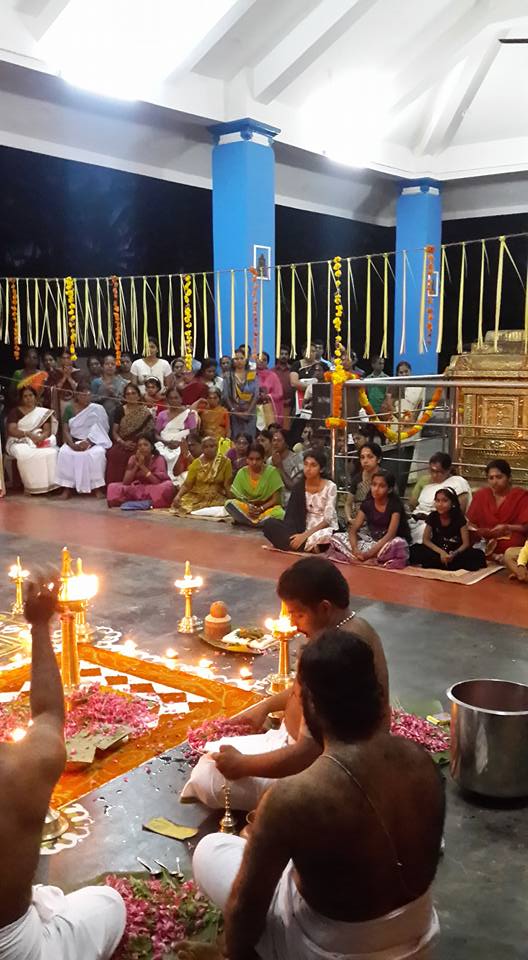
{"left": 445, "top": 331, "right": 528, "bottom": 484}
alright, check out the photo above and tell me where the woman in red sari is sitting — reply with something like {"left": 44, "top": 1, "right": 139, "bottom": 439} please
{"left": 467, "top": 459, "right": 528, "bottom": 557}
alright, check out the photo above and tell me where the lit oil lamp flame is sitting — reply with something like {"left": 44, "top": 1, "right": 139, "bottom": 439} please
{"left": 59, "top": 573, "right": 98, "bottom": 603}
{"left": 165, "top": 648, "right": 178, "bottom": 659}
{"left": 8, "top": 557, "right": 29, "bottom": 581}
{"left": 199, "top": 657, "right": 213, "bottom": 670}
{"left": 11, "top": 727, "right": 27, "bottom": 743}
{"left": 239, "top": 666, "right": 252, "bottom": 679}
{"left": 265, "top": 601, "right": 297, "bottom": 637}
{"left": 174, "top": 560, "right": 203, "bottom": 591}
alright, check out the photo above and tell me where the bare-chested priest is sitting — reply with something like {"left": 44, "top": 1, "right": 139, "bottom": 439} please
{"left": 0, "top": 578, "right": 125, "bottom": 960}
{"left": 194, "top": 629, "right": 445, "bottom": 960}
{"left": 181, "top": 558, "right": 389, "bottom": 808}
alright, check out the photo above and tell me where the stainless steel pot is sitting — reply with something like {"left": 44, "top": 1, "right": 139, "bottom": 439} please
{"left": 447, "top": 678, "right": 528, "bottom": 798}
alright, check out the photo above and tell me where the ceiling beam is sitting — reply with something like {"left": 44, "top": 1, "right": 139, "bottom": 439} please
{"left": 167, "top": 0, "right": 258, "bottom": 78}
{"left": 390, "top": 1, "right": 495, "bottom": 114}
{"left": 20, "top": 0, "right": 70, "bottom": 41}
{"left": 252, "top": 0, "right": 380, "bottom": 104}
{"left": 416, "top": 28, "right": 502, "bottom": 156}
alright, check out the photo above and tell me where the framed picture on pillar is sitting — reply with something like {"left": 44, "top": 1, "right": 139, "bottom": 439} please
{"left": 253, "top": 244, "right": 271, "bottom": 280}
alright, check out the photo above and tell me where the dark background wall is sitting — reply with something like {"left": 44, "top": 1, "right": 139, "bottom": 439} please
{"left": 0, "top": 145, "right": 526, "bottom": 374}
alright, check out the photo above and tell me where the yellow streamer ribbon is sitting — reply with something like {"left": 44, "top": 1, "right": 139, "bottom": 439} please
{"left": 399, "top": 251, "right": 407, "bottom": 356}
{"left": 230, "top": 270, "right": 236, "bottom": 357}
{"left": 477, "top": 241, "right": 486, "bottom": 348}
{"left": 25, "top": 278, "right": 32, "bottom": 346}
{"left": 457, "top": 243, "right": 466, "bottom": 355}
{"left": 346, "top": 259, "right": 352, "bottom": 353}
{"left": 435, "top": 248, "right": 447, "bottom": 355}
{"left": 306, "top": 264, "right": 312, "bottom": 358}
{"left": 524, "top": 259, "right": 528, "bottom": 354}
{"left": 290, "top": 265, "right": 296, "bottom": 358}
{"left": 326, "top": 261, "right": 332, "bottom": 358}
{"left": 118, "top": 278, "right": 129, "bottom": 353}
{"left": 179, "top": 276, "right": 185, "bottom": 356}
{"left": 4, "top": 280, "right": 9, "bottom": 344}
{"left": 155, "top": 276, "right": 162, "bottom": 354}
{"left": 494, "top": 236, "right": 506, "bottom": 351}
{"left": 142, "top": 277, "right": 149, "bottom": 355}
{"left": 365, "top": 256, "right": 372, "bottom": 359}
{"left": 259, "top": 277, "right": 264, "bottom": 357}
{"left": 381, "top": 253, "right": 389, "bottom": 359}
{"left": 56, "top": 280, "right": 64, "bottom": 349}
{"left": 34, "top": 279, "right": 40, "bottom": 347}
{"left": 276, "top": 266, "right": 281, "bottom": 356}
{"left": 216, "top": 272, "right": 223, "bottom": 358}
{"left": 130, "top": 279, "right": 138, "bottom": 354}
{"left": 94, "top": 279, "right": 102, "bottom": 349}
{"left": 192, "top": 274, "right": 197, "bottom": 357}
{"left": 244, "top": 269, "right": 249, "bottom": 356}
{"left": 167, "top": 275, "right": 174, "bottom": 356}
{"left": 16, "top": 279, "right": 21, "bottom": 349}
{"left": 202, "top": 273, "right": 209, "bottom": 358}
{"left": 418, "top": 248, "right": 427, "bottom": 354}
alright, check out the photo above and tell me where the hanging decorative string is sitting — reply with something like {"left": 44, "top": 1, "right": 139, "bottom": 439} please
{"left": 435, "top": 247, "right": 447, "bottom": 355}
{"left": 95, "top": 279, "right": 103, "bottom": 349}
{"left": 202, "top": 273, "right": 209, "bottom": 358}
{"left": 275, "top": 266, "right": 281, "bottom": 354}
{"left": 179, "top": 275, "right": 185, "bottom": 357}
{"left": 325, "top": 256, "right": 353, "bottom": 430}
{"left": 306, "top": 264, "right": 312, "bottom": 357}
{"left": 230, "top": 270, "right": 236, "bottom": 357}
{"left": 130, "top": 278, "right": 139, "bottom": 355}
{"left": 346, "top": 258, "right": 352, "bottom": 354}
{"left": 259, "top": 275, "right": 264, "bottom": 357}
{"left": 34, "top": 278, "right": 40, "bottom": 347}
{"left": 249, "top": 267, "right": 259, "bottom": 358}
{"left": 290, "top": 265, "right": 296, "bottom": 358}
{"left": 524, "top": 258, "right": 528, "bottom": 354}
{"left": 192, "top": 274, "right": 197, "bottom": 357}
{"left": 119, "top": 278, "right": 129, "bottom": 353}
{"left": 399, "top": 250, "right": 407, "bottom": 356}
{"left": 364, "top": 256, "right": 372, "bottom": 359}
{"left": 155, "top": 276, "right": 162, "bottom": 355}
{"left": 142, "top": 278, "right": 149, "bottom": 355}
{"left": 425, "top": 246, "right": 435, "bottom": 348}
{"left": 380, "top": 253, "right": 389, "bottom": 358}
{"left": 9, "top": 279, "right": 18, "bottom": 358}
{"left": 457, "top": 243, "right": 467, "bottom": 355}
{"left": 110, "top": 276, "right": 121, "bottom": 367}
{"left": 167, "top": 275, "right": 175, "bottom": 357}
{"left": 106, "top": 278, "right": 112, "bottom": 349}
{"left": 477, "top": 241, "right": 486, "bottom": 348}
{"left": 183, "top": 274, "right": 193, "bottom": 369}
{"left": 64, "top": 276, "right": 77, "bottom": 360}
{"left": 494, "top": 236, "right": 506, "bottom": 351}
{"left": 216, "top": 272, "right": 223, "bottom": 358}
{"left": 326, "top": 261, "right": 332, "bottom": 358}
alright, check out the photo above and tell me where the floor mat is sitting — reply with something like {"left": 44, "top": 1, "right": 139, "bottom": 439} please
{"left": 262, "top": 546, "right": 502, "bottom": 584}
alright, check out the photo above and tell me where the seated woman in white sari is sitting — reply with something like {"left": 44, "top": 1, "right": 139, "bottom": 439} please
{"left": 56, "top": 386, "right": 111, "bottom": 499}
{"left": 409, "top": 451, "right": 472, "bottom": 544}
{"left": 154, "top": 386, "right": 199, "bottom": 483}
{"left": 5, "top": 386, "right": 58, "bottom": 495}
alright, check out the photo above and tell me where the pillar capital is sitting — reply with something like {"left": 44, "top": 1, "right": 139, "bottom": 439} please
{"left": 399, "top": 179, "right": 441, "bottom": 196}
{"left": 209, "top": 117, "right": 281, "bottom": 147}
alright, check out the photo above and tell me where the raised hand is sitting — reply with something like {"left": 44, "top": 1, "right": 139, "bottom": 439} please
{"left": 24, "top": 577, "right": 59, "bottom": 626}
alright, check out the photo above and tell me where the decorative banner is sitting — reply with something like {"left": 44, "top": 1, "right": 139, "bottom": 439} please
{"left": 182, "top": 274, "right": 192, "bottom": 369}
{"left": 110, "top": 275, "right": 121, "bottom": 367}
{"left": 64, "top": 276, "right": 77, "bottom": 360}
{"left": 457, "top": 242, "right": 467, "bottom": 355}
{"left": 9, "top": 278, "right": 18, "bottom": 359}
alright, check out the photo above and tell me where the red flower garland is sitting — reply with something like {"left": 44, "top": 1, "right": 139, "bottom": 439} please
{"left": 249, "top": 266, "right": 259, "bottom": 358}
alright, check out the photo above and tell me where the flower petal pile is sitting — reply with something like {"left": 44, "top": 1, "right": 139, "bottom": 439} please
{"left": 183, "top": 715, "right": 254, "bottom": 766}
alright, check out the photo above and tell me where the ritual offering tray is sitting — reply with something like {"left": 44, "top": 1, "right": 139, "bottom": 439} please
{"left": 199, "top": 626, "right": 276, "bottom": 655}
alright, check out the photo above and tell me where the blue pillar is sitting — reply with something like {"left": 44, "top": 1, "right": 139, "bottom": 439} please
{"left": 393, "top": 181, "right": 442, "bottom": 374}
{"left": 210, "top": 118, "right": 279, "bottom": 362}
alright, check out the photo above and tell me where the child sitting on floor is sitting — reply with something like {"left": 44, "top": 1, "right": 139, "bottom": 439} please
{"left": 504, "top": 539, "right": 528, "bottom": 582}
{"left": 410, "top": 487, "right": 487, "bottom": 572}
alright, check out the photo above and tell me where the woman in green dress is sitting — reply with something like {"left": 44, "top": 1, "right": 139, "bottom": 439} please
{"left": 225, "top": 441, "right": 284, "bottom": 527}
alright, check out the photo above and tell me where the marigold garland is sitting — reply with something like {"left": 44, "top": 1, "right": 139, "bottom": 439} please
{"left": 425, "top": 245, "right": 435, "bottom": 347}
{"left": 110, "top": 275, "right": 121, "bottom": 367}
{"left": 64, "top": 276, "right": 77, "bottom": 360}
{"left": 325, "top": 256, "right": 358, "bottom": 430}
{"left": 9, "top": 278, "right": 19, "bottom": 360}
{"left": 359, "top": 385, "right": 444, "bottom": 442}
{"left": 183, "top": 274, "right": 193, "bottom": 370}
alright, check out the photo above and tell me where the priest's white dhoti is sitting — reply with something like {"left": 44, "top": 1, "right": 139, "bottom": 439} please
{"left": 193, "top": 833, "right": 439, "bottom": 960}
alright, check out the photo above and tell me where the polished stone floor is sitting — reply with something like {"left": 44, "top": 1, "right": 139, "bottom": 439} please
{"left": 1, "top": 498, "right": 527, "bottom": 959}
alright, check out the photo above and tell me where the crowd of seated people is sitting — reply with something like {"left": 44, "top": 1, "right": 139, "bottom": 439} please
{"left": 2, "top": 346, "right": 528, "bottom": 578}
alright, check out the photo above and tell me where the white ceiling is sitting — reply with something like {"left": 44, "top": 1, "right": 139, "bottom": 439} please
{"left": 0, "top": 0, "right": 527, "bottom": 225}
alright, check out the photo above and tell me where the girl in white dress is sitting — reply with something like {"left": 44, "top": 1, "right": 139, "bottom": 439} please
{"left": 262, "top": 449, "right": 338, "bottom": 552}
